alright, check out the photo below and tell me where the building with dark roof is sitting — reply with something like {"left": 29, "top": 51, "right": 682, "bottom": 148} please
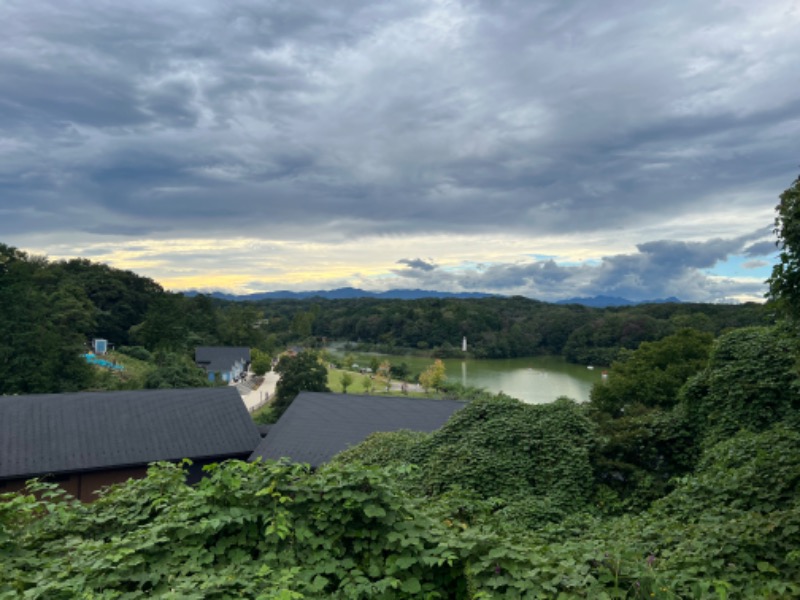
{"left": 0, "top": 387, "right": 261, "bottom": 501}
{"left": 195, "top": 346, "right": 251, "bottom": 382}
{"left": 249, "top": 391, "right": 465, "bottom": 467}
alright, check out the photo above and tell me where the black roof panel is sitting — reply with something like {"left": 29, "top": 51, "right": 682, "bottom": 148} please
{"left": 194, "top": 346, "right": 251, "bottom": 373}
{"left": 249, "top": 392, "right": 464, "bottom": 466}
{"left": 0, "top": 387, "right": 261, "bottom": 480}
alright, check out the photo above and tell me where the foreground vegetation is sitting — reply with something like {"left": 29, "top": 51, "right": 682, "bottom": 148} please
{"left": 2, "top": 417, "right": 798, "bottom": 598}
{"left": 3, "top": 319, "right": 799, "bottom": 598}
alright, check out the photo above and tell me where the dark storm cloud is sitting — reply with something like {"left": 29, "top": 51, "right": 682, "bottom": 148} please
{"left": 456, "top": 260, "right": 574, "bottom": 292}
{"left": 581, "top": 232, "right": 768, "bottom": 300}
{"left": 635, "top": 232, "right": 765, "bottom": 271}
{"left": 386, "top": 229, "right": 769, "bottom": 302}
{"left": 397, "top": 258, "right": 437, "bottom": 272}
{"left": 0, "top": 0, "right": 794, "bottom": 306}
{"left": 1, "top": 0, "right": 797, "bottom": 242}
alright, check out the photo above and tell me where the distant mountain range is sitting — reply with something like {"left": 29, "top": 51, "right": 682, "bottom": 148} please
{"left": 183, "top": 287, "right": 497, "bottom": 301}
{"left": 183, "top": 287, "right": 682, "bottom": 306}
{"left": 555, "top": 295, "right": 682, "bottom": 308}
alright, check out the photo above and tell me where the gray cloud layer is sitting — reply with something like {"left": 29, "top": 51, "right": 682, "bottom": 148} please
{"left": 390, "top": 229, "right": 775, "bottom": 302}
{"left": 0, "top": 0, "right": 796, "bottom": 300}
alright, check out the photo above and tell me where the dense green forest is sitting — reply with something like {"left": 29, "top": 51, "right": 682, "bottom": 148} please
{"left": 0, "top": 244, "right": 267, "bottom": 394}
{"left": 255, "top": 295, "right": 770, "bottom": 364}
{"left": 2, "top": 174, "right": 799, "bottom": 597}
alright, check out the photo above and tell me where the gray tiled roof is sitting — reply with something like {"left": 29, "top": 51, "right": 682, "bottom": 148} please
{"left": 0, "top": 387, "right": 262, "bottom": 480}
{"left": 194, "top": 346, "right": 251, "bottom": 373}
{"left": 249, "top": 392, "right": 465, "bottom": 467}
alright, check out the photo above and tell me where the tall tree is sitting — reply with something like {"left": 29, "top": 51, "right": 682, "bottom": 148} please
{"left": 130, "top": 293, "right": 189, "bottom": 351}
{"left": 0, "top": 245, "right": 94, "bottom": 394}
{"left": 54, "top": 258, "right": 163, "bottom": 345}
{"left": 419, "top": 359, "right": 447, "bottom": 392}
{"left": 271, "top": 351, "right": 330, "bottom": 419}
{"left": 250, "top": 349, "right": 272, "bottom": 376}
{"left": 339, "top": 371, "right": 354, "bottom": 394}
{"left": 218, "top": 304, "right": 265, "bottom": 347}
{"left": 768, "top": 173, "right": 800, "bottom": 319}
{"left": 590, "top": 328, "right": 714, "bottom": 417}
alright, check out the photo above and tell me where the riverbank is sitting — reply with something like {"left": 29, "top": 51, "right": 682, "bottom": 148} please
{"left": 326, "top": 349, "right": 601, "bottom": 404}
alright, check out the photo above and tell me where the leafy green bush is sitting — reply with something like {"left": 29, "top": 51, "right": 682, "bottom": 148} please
{"left": 4, "top": 455, "right": 800, "bottom": 599}
{"left": 144, "top": 351, "right": 212, "bottom": 389}
{"left": 591, "top": 329, "right": 713, "bottom": 417}
{"left": 680, "top": 326, "right": 799, "bottom": 447}
{"left": 252, "top": 404, "right": 279, "bottom": 424}
{"left": 591, "top": 406, "right": 698, "bottom": 513}
{"left": 117, "top": 345, "right": 153, "bottom": 362}
{"left": 332, "top": 430, "right": 431, "bottom": 469}
{"left": 0, "top": 461, "right": 466, "bottom": 599}
{"left": 417, "top": 396, "right": 598, "bottom": 514}
{"left": 334, "top": 394, "right": 599, "bottom": 524}
{"left": 654, "top": 426, "right": 800, "bottom": 517}
{"left": 438, "top": 381, "right": 497, "bottom": 402}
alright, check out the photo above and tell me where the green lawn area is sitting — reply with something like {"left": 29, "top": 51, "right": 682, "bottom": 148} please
{"left": 252, "top": 366, "right": 442, "bottom": 424}
{"left": 326, "top": 367, "right": 431, "bottom": 398}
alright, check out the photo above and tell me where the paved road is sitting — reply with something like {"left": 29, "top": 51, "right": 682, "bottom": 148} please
{"left": 240, "top": 371, "right": 280, "bottom": 412}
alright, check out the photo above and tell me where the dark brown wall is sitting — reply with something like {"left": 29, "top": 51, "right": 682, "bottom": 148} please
{"left": 1, "top": 466, "right": 148, "bottom": 502}
{"left": 78, "top": 466, "right": 149, "bottom": 501}
{"left": 0, "top": 453, "right": 252, "bottom": 502}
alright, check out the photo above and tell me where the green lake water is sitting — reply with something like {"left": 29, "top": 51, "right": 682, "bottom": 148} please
{"left": 330, "top": 350, "right": 604, "bottom": 404}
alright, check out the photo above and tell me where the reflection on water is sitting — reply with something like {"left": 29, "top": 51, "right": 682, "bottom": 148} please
{"left": 330, "top": 348, "right": 602, "bottom": 405}
{"left": 455, "top": 357, "right": 599, "bottom": 404}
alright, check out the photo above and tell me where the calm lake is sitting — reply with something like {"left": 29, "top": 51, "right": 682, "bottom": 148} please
{"left": 329, "top": 350, "right": 603, "bottom": 404}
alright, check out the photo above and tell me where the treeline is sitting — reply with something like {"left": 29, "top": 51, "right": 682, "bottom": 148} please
{"left": 255, "top": 295, "right": 771, "bottom": 364}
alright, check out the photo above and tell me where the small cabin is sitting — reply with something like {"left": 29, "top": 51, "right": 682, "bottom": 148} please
{"left": 195, "top": 346, "right": 251, "bottom": 383}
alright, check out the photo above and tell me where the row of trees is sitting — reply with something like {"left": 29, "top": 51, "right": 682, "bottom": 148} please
{"left": 251, "top": 295, "right": 769, "bottom": 364}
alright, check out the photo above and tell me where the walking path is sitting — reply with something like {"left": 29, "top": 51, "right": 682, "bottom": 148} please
{"left": 239, "top": 370, "right": 280, "bottom": 412}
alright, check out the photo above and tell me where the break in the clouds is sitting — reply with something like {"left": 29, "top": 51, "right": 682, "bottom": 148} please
{"left": 0, "top": 0, "right": 797, "bottom": 302}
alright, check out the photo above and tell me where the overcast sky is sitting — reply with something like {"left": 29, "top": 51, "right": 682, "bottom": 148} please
{"left": 2, "top": 0, "right": 798, "bottom": 302}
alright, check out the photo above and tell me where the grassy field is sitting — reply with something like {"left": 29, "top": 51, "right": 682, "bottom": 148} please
{"left": 326, "top": 367, "right": 431, "bottom": 398}
{"left": 88, "top": 350, "right": 153, "bottom": 389}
